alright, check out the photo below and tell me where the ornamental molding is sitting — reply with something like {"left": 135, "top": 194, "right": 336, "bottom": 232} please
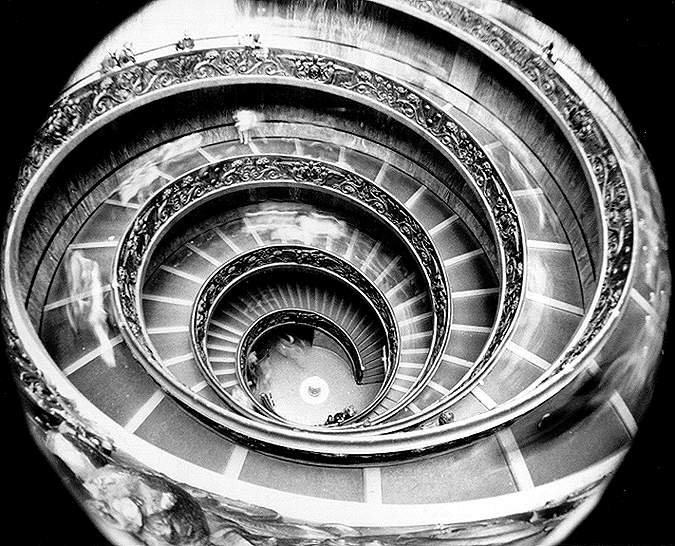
{"left": 396, "top": 0, "right": 633, "bottom": 380}
{"left": 114, "top": 154, "right": 461, "bottom": 427}
{"left": 9, "top": 42, "right": 527, "bottom": 422}
{"left": 14, "top": 46, "right": 522, "bottom": 375}
{"left": 1, "top": 0, "right": 636, "bottom": 457}
{"left": 190, "top": 246, "right": 399, "bottom": 425}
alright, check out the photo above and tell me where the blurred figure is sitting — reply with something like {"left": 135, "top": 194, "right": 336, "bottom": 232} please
{"left": 118, "top": 134, "right": 204, "bottom": 203}
{"left": 118, "top": 161, "right": 165, "bottom": 204}
{"left": 595, "top": 313, "right": 664, "bottom": 410}
{"left": 66, "top": 251, "right": 115, "bottom": 368}
{"left": 100, "top": 42, "right": 136, "bottom": 73}
{"left": 542, "top": 42, "right": 557, "bottom": 64}
{"left": 534, "top": 309, "right": 664, "bottom": 444}
{"left": 159, "top": 133, "right": 203, "bottom": 162}
{"left": 234, "top": 110, "right": 262, "bottom": 148}
{"left": 245, "top": 208, "right": 345, "bottom": 247}
{"left": 325, "top": 405, "right": 356, "bottom": 425}
{"left": 297, "top": 212, "right": 344, "bottom": 244}
{"left": 45, "top": 428, "right": 210, "bottom": 546}
{"left": 230, "top": 386, "right": 256, "bottom": 413}
{"left": 275, "top": 333, "right": 309, "bottom": 362}
{"left": 237, "top": 32, "right": 268, "bottom": 58}
{"left": 438, "top": 410, "right": 455, "bottom": 425}
{"left": 175, "top": 32, "right": 195, "bottom": 52}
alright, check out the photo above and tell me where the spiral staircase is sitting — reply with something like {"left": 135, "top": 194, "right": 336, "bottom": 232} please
{"left": 1, "top": 1, "right": 670, "bottom": 545}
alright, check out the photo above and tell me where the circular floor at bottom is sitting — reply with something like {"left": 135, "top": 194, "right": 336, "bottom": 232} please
{"left": 254, "top": 343, "right": 380, "bottom": 425}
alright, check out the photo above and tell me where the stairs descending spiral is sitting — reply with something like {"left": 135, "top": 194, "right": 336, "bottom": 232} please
{"left": 2, "top": 1, "right": 670, "bottom": 545}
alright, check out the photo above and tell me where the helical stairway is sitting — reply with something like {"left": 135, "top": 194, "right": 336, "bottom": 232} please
{"left": 1, "top": 1, "right": 670, "bottom": 545}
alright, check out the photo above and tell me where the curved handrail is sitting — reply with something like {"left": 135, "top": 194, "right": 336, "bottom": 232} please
{"left": 190, "top": 247, "right": 398, "bottom": 426}
{"left": 10, "top": 7, "right": 651, "bottom": 460}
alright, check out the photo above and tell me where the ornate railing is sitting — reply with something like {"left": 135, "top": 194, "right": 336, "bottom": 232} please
{"left": 388, "top": 0, "right": 634, "bottom": 388}
{"left": 2, "top": 1, "right": 644, "bottom": 460}
{"left": 7, "top": 43, "right": 530, "bottom": 432}
{"left": 236, "top": 308, "right": 372, "bottom": 424}
{"left": 1, "top": 3, "right": 666, "bottom": 545}
{"left": 11, "top": 44, "right": 527, "bottom": 424}
{"left": 190, "top": 246, "right": 398, "bottom": 424}
{"left": 113, "top": 154, "right": 461, "bottom": 423}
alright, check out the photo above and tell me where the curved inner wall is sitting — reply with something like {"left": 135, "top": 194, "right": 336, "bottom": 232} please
{"left": 21, "top": 76, "right": 598, "bottom": 326}
{"left": 3, "top": 1, "right": 668, "bottom": 545}
{"left": 22, "top": 84, "right": 497, "bottom": 319}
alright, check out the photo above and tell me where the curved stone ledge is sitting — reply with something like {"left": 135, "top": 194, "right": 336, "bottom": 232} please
{"left": 113, "top": 155, "right": 476, "bottom": 428}
{"left": 1, "top": 0, "right": 652, "bottom": 473}
{"left": 189, "top": 246, "right": 398, "bottom": 425}
{"left": 192, "top": 257, "right": 393, "bottom": 425}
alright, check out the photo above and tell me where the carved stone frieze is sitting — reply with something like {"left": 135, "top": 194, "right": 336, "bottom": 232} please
{"left": 114, "top": 156, "right": 464, "bottom": 423}
{"left": 8, "top": 43, "right": 527, "bottom": 417}
{"left": 193, "top": 264, "right": 391, "bottom": 422}
{"left": 191, "top": 245, "right": 399, "bottom": 422}
{"left": 398, "top": 0, "right": 633, "bottom": 378}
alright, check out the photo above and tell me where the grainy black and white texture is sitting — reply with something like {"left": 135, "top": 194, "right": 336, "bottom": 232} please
{"left": 1, "top": 1, "right": 672, "bottom": 545}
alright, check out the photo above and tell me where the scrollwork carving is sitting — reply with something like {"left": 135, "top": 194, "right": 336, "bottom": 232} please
{"left": 9, "top": 45, "right": 527, "bottom": 410}
{"left": 4, "top": 2, "right": 633, "bottom": 449}
{"left": 114, "top": 156, "right": 461, "bottom": 419}
{"left": 189, "top": 247, "right": 398, "bottom": 423}
{"left": 400, "top": 0, "right": 633, "bottom": 378}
